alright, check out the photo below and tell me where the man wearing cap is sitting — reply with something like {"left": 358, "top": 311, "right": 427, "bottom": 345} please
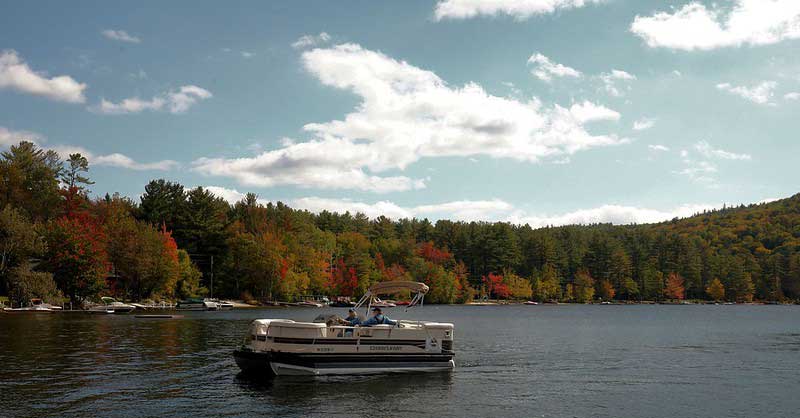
{"left": 342, "top": 308, "right": 361, "bottom": 326}
{"left": 360, "top": 307, "right": 397, "bottom": 327}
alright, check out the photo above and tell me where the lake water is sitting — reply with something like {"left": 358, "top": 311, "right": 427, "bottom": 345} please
{"left": 2, "top": 305, "right": 800, "bottom": 417}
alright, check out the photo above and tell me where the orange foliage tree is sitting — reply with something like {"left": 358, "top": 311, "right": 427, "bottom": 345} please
{"left": 598, "top": 280, "right": 616, "bottom": 301}
{"left": 664, "top": 273, "right": 686, "bottom": 300}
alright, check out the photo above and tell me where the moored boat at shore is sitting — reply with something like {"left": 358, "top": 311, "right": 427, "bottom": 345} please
{"left": 86, "top": 297, "right": 136, "bottom": 314}
{"left": 295, "top": 300, "right": 324, "bottom": 307}
{"left": 233, "top": 281, "right": 455, "bottom": 377}
{"left": 176, "top": 298, "right": 219, "bottom": 311}
{"left": 3, "top": 298, "right": 59, "bottom": 313}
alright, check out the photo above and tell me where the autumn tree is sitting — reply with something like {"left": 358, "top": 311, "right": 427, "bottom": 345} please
{"left": 706, "top": 278, "right": 725, "bottom": 301}
{"left": 598, "top": 280, "right": 616, "bottom": 301}
{"left": 482, "top": 273, "right": 510, "bottom": 299}
{"left": 44, "top": 215, "right": 109, "bottom": 304}
{"left": 532, "top": 264, "right": 561, "bottom": 302}
{"left": 502, "top": 270, "right": 532, "bottom": 300}
{"left": 7, "top": 262, "right": 62, "bottom": 306}
{"left": 664, "top": 273, "right": 686, "bottom": 301}
{"left": 176, "top": 249, "right": 206, "bottom": 298}
{"left": 573, "top": 269, "right": 595, "bottom": 303}
{"left": 328, "top": 258, "right": 358, "bottom": 297}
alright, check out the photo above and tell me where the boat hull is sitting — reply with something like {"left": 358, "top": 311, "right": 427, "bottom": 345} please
{"left": 233, "top": 349, "right": 454, "bottom": 377}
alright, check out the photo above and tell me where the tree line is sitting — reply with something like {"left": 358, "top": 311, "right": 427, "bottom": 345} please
{"left": 1, "top": 140, "right": 799, "bottom": 306}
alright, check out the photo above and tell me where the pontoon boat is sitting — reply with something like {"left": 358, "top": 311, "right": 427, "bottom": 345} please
{"left": 233, "top": 281, "right": 455, "bottom": 377}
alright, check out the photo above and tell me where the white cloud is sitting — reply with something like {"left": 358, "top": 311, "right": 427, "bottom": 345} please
{"left": 0, "top": 126, "right": 44, "bottom": 147}
{"left": 205, "top": 185, "right": 729, "bottom": 227}
{"left": 784, "top": 92, "right": 800, "bottom": 100}
{"left": 648, "top": 144, "right": 669, "bottom": 152}
{"left": 716, "top": 81, "right": 777, "bottom": 105}
{"left": 241, "top": 51, "right": 255, "bottom": 58}
{"left": 631, "top": 0, "right": 800, "bottom": 51}
{"left": 204, "top": 186, "right": 269, "bottom": 205}
{"left": 633, "top": 118, "right": 656, "bottom": 131}
{"left": 292, "top": 197, "right": 414, "bottom": 220}
{"left": 50, "top": 145, "right": 178, "bottom": 171}
{"left": 240, "top": 190, "right": 718, "bottom": 227}
{"left": 527, "top": 53, "right": 582, "bottom": 82}
{"left": 599, "top": 70, "right": 635, "bottom": 97}
{"left": 676, "top": 159, "right": 719, "bottom": 186}
{"left": 0, "top": 126, "right": 175, "bottom": 171}
{"left": 101, "top": 29, "right": 141, "bottom": 44}
{"left": 694, "top": 140, "right": 751, "bottom": 160}
{"left": 129, "top": 69, "right": 148, "bottom": 79}
{"left": 193, "top": 142, "right": 426, "bottom": 193}
{"left": 508, "top": 203, "right": 716, "bottom": 227}
{"left": 92, "top": 153, "right": 179, "bottom": 170}
{"left": 434, "top": 0, "right": 604, "bottom": 21}
{"left": 193, "top": 43, "right": 626, "bottom": 193}
{"left": 568, "top": 101, "right": 620, "bottom": 123}
{"left": 292, "top": 32, "right": 332, "bottom": 49}
{"left": 0, "top": 50, "right": 87, "bottom": 103}
{"left": 675, "top": 141, "right": 750, "bottom": 186}
{"left": 93, "top": 85, "right": 212, "bottom": 114}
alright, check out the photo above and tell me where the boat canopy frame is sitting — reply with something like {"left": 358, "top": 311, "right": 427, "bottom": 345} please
{"left": 354, "top": 281, "right": 429, "bottom": 315}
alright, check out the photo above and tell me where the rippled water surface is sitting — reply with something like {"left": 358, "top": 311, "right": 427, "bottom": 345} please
{"left": 2, "top": 305, "right": 800, "bottom": 417}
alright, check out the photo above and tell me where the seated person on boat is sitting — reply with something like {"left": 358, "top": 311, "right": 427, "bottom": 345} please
{"left": 361, "top": 307, "right": 397, "bottom": 326}
{"left": 342, "top": 308, "right": 361, "bottom": 326}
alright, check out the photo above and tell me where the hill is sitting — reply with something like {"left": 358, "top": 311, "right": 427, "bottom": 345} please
{"left": 2, "top": 141, "right": 798, "bottom": 304}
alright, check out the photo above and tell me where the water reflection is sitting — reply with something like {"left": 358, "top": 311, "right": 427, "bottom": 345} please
{"left": 234, "top": 372, "right": 454, "bottom": 417}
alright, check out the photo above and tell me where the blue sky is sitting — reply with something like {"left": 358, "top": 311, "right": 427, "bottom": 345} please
{"left": 1, "top": 0, "right": 799, "bottom": 226}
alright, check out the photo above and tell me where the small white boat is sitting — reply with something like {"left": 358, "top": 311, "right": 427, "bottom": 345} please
{"left": 524, "top": 301, "right": 539, "bottom": 305}
{"left": 371, "top": 298, "right": 396, "bottom": 308}
{"left": 130, "top": 300, "right": 174, "bottom": 310}
{"left": 176, "top": 298, "right": 219, "bottom": 311}
{"left": 234, "top": 281, "right": 455, "bottom": 377}
{"left": 3, "top": 298, "right": 56, "bottom": 313}
{"left": 87, "top": 297, "right": 136, "bottom": 314}
{"left": 295, "top": 300, "right": 324, "bottom": 307}
{"left": 217, "top": 300, "right": 235, "bottom": 310}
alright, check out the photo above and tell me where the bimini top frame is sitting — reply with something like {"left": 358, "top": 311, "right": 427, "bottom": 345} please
{"left": 354, "top": 281, "right": 429, "bottom": 314}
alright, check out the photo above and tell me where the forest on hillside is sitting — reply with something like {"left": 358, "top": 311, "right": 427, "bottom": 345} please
{"left": 1, "top": 140, "right": 799, "bottom": 306}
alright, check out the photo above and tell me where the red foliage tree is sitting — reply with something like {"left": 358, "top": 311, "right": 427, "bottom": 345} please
{"left": 327, "top": 258, "right": 358, "bottom": 296}
{"left": 45, "top": 214, "right": 109, "bottom": 304}
{"left": 160, "top": 223, "right": 179, "bottom": 264}
{"left": 482, "top": 273, "right": 510, "bottom": 299}
{"left": 417, "top": 241, "right": 453, "bottom": 265}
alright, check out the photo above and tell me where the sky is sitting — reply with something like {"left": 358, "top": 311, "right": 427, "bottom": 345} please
{"left": 1, "top": 0, "right": 798, "bottom": 227}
